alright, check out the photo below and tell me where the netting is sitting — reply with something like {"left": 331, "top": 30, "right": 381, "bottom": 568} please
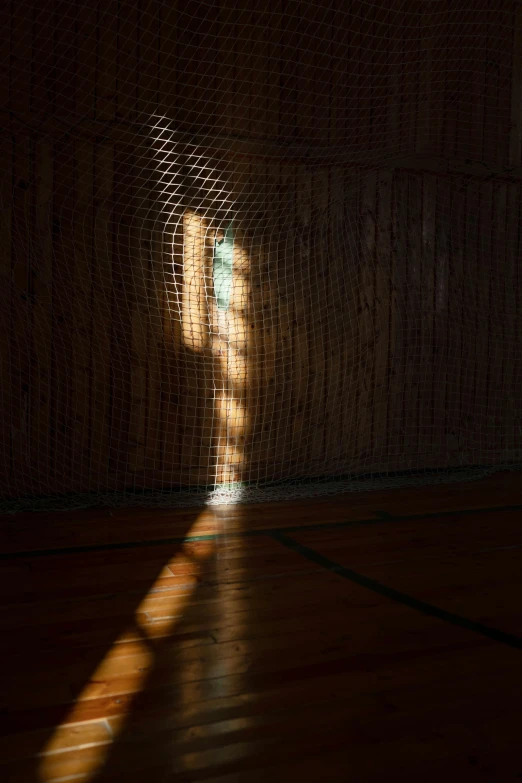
{"left": 1, "top": 0, "right": 522, "bottom": 513}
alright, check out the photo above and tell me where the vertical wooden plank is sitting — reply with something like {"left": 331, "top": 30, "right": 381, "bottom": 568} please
{"left": 340, "top": 189, "right": 360, "bottom": 469}
{"left": 330, "top": 0, "right": 348, "bottom": 148}
{"left": 324, "top": 4, "right": 344, "bottom": 469}
{"left": 419, "top": 173, "right": 436, "bottom": 463}
{"left": 51, "top": 141, "right": 76, "bottom": 491}
{"left": 292, "top": 163, "right": 311, "bottom": 467}
{"left": 491, "top": 3, "right": 513, "bottom": 169}
{"left": 11, "top": 0, "right": 33, "bottom": 492}
{"left": 250, "top": 4, "right": 270, "bottom": 139}
{"left": 387, "top": 170, "right": 406, "bottom": 468}
{"left": 89, "top": 141, "right": 113, "bottom": 483}
{"left": 136, "top": 0, "right": 160, "bottom": 121}
{"left": 10, "top": 0, "right": 33, "bottom": 492}
{"left": 202, "top": 221, "right": 220, "bottom": 485}
{"left": 54, "top": 0, "right": 78, "bottom": 122}
{"left": 202, "top": 1, "right": 220, "bottom": 136}
{"left": 69, "top": 140, "right": 94, "bottom": 489}
{"left": 442, "top": 4, "right": 460, "bottom": 159}
{"left": 401, "top": 0, "right": 419, "bottom": 156}
{"left": 257, "top": 163, "right": 279, "bottom": 473}
{"left": 143, "top": 156, "right": 166, "bottom": 479}
{"left": 50, "top": 1, "right": 79, "bottom": 490}
{"left": 177, "top": 5, "right": 212, "bottom": 134}
{"left": 76, "top": 0, "right": 98, "bottom": 120}
{"left": 117, "top": 0, "right": 138, "bottom": 122}
{"left": 273, "top": 169, "right": 295, "bottom": 474}
{"left": 370, "top": 1, "right": 391, "bottom": 159}
{"left": 0, "top": 137, "right": 13, "bottom": 494}
{"left": 96, "top": 0, "right": 119, "bottom": 123}
{"left": 295, "top": 0, "right": 315, "bottom": 145}
{"left": 482, "top": 181, "right": 501, "bottom": 460}
{"left": 506, "top": 12, "right": 522, "bottom": 461}
{"left": 357, "top": 0, "right": 374, "bottom": 158}
{"left": 210, "top": 220, "right": 226, "bottom": 486}
{"left": 266, "top": 0, "right": 281, "bottom": 141}
{"left": 30, "top": 139, "right": 53, "bottom": 494}
{"left": 469, "top": 4, "right": 487, "bottom": 162}
{"left": 401, "top": 173, "right": 422, "bottom": 468}
{"left": 476, "top": 182, "right": 493, "bottom": 460}
{"left": 216, "top": 1, "right": 235, "bottom": 139}
{"left": 387, "top": 3, "right": 401, "bottom": 156}
{"left": 0, "top": 0, "right": 11, "bottom": 117}
{"left": 128, "top": 158, "right": 149, "bottom": 476}
{"left": 181, "top": 210, "right": 210, "bottom": 355}
{"left": 67, "top": 140, "right": 93, "bottom": 488}
{"left": 373, "top": 169, "right": 392, "bottom": 468}
{"left": 345, "top": 1, "right": 359, "bottom": 151}
{"left": 69, "top": 1, "right": 97, "bottom": 489}
{"left": 224, "top": 202, "right": 251, "bottom": 483}
{"left": 454, "top": 3, "right": 474, "bottom": 160}
{"left": 109, "top": 143, "right": 134, "bottom": 476}
{"left": 180, "top": 210, "right": 208, "bottom": 477}
{"left": 356, "top": 170, "right": 376, "bottom": 472}
{"left": 246, "top": 163, "right": 266, "bottom": 476}
{"left": 280, "top": 0, "right": 299, "bottom": 142}
{"left": 308, "top": 167, "right": 328, "bottom": 467}
{"left": 429, "top": 0, "right": 449, "bottom": 156}
{"left": 516, "top": 187, "right": 522, "bottom": 461}
{"left": 10, "top": 0, "right": 33, "bottom": 119}
{"left": 233, "top": 4, "right": 253, "bottom": 137}
{"left": 433, "top": 176, "right": 450, "bottom": 466}
{"left": 502, "top": 181, "right": 517, "bottom": 462}
{"left": 482, "top": 3, "right": 503, "bottom": 461}
{"left": 404, "top": 172, "right": 422, "bottom": 468}
{"left": 30, "top": 0, "right": 55, "bottom": 119}
{"left": 490, "top": 181, "right": 508, "bottom": 459}
{"left": 481, "top": 1, "right": 496, "bottom": 165}
{"left": 415, "top": 2, "right": 432, "bottom": 156}
{"left": 510, "top": 6, "right": 522, "bottom": 169}
{"left": 263, "top": 164, "right": 281, "bottom": 473}
{"left": 160, "top": 142, "right": 183, "bottom": 483}
{"left": 158, "top": 0, "right": 177, "bottom": 119}
{"left": 311, "top": 2, "right": 331, "bottom": 145}
{"left": 237, "top": 167, "right": 255, "bottom": 480}
{"left": 462, "top": 179, "right": 480, "bottom": 463}
{"left": 324, "top": 166, "right": 344, "bottom": 468}
{"left": 0, "top": 0, "right": 12, "bottom": 492}
{"left": 445, "top": 176, "right": 466, "bottom": 467}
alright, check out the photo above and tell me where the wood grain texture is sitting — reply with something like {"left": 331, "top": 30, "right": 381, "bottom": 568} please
{"left": 1, "top": 470, "right": 522, "bottom": 781}
{"left": 1, "top": 0, "right": 521, "bottom": 499}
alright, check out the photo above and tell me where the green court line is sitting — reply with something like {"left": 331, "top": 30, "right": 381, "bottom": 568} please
{"left": 1, "top": 502, "right": 522, "bottom": 561}
{"left": 270, "top": 531, "right": 522, "bottom": 651}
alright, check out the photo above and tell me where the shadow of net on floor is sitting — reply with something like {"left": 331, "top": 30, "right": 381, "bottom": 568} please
{"left": 89, "top": 505, "right": 260, "bottom": 783}
{"left": 0, "top": 506, "right": 203, "bottom": 783}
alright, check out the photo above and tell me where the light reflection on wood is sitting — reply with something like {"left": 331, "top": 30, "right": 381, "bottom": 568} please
{"left": 38, "top": 512, "right": 219, "bottom": 782}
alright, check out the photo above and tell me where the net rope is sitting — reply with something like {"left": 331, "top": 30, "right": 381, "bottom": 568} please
{"left": 1, "top": 0, "right": 522, "bottom": 513}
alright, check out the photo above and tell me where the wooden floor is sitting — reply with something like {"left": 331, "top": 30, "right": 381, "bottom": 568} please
{"left": 1, "top": 471, "right": 522, "bottom": 782}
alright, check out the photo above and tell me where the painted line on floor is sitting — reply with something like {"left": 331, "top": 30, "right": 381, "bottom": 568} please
{"left": 270, "top": 531, "right": 522, "bottom": 651}
{"left": 1, "top": 502, "right": 522, "bottom": 561}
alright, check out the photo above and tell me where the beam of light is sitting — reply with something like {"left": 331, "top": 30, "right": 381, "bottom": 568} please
{"left": 38, "top": 195, "right": 250, "bottom": 780}
{"left": 38, "top": 518, "right": 218, "bottom": 783}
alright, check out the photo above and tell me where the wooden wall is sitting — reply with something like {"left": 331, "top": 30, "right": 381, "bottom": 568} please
{"left": 1, "top": 0, "right": 521, "bottom": 499}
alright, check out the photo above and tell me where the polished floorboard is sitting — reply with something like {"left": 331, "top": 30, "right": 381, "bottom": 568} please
{"left": 1, "top": 470, "right": 522, "bottom": 782}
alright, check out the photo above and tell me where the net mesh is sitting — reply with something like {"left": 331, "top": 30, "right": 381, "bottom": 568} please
{"left": 1, "top": 0, "right": 522, "bottom": 513}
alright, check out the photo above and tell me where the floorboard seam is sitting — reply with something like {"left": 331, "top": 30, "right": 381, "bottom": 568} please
{"left": 270, "top": 531, "right": 522, "bottom": 651}
{"left": 2, "top": 502, "right": 522, "bottom": 561}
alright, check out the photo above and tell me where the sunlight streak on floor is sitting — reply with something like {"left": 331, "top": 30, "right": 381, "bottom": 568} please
{"left": 38, "top": 511, "right": 218, "bottom": 783}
